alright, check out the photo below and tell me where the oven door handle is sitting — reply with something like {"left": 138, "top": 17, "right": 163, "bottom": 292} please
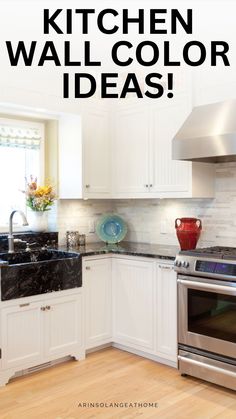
{"left": 178, "top": 355, "right": 236, "bottom": 378}
{"left": 177, "top": 278, "right": 236, "bottom": 295}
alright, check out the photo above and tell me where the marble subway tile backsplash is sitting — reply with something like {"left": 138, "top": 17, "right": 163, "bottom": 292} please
{"left": 113, "top": 163, "right": 236, "bottom": 247}
{"left": 56, "top": 163, "right": 236, "bottom": 248}
{"left": 57, "top": 200, "right": 112, "bottom": 245}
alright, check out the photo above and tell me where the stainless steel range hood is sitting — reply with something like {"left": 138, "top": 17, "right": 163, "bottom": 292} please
{"left": 172, "top": 100, "right": 236, "bottom": 163}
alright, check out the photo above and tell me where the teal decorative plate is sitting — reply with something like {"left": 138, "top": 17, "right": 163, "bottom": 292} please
{"left": 96, "top": 214, "right": 127, "bottom": 244}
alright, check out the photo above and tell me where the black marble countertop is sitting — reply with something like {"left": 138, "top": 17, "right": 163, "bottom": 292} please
{"left": 58, "top": 241, "right": 180, "bottom": 261}
{"left": 0, "top": 232, "right": 58, "bottom": 252}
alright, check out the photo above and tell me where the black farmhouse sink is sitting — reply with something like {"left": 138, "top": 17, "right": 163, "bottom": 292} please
{"left": 0, "top": 250, "right": 82, "bottom": 301}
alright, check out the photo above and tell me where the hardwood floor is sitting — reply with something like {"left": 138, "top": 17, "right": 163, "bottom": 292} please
{"left": 0, "top": 348, "right": 235, "bottom": 419}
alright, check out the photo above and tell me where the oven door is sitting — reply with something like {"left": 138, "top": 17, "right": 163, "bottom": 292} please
{"left": 178, "top": 275, "right": 236, "bottom": 359}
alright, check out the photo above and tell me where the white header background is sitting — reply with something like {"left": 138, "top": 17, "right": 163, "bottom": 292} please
{"left": 0, "top": 0, "right": 235, "bottom": 111}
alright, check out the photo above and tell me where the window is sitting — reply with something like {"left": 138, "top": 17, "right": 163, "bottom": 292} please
{"left": 0, "top": 118, "right": 44, "bottom": 230}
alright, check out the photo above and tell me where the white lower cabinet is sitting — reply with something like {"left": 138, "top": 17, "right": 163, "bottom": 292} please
{"left": 83, "top": 257, "right": 112, "bottom": 349}
{"left": 0, "top": 254, "right": 177, "bottom": 386}
{"left": 44, "top": 294, "right": 83, "bottom": 360}
{"left": 112, "top": 258, "right": 155, "bottom": 352}
{"left": 0, "top": 290, "right": 84, "bottom": 386}
{"left": 83, "top": 255, "right": 177, "bottom": 367}
{"left": 156, "top": 263, "right": 177, "bottom": 362}
{"left": 1, "top": 301, "right": 43, "bottom": 371}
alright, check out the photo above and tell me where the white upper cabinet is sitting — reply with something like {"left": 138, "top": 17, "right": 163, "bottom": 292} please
{"left": 83, "top": 108, "right": 111, "bottom": 198}
{"left": 111, "top": 98, "right": 215, "bottom": 199}
{"left": 112, "top": 105, "right": 150, "bottom": 198}
{"left": 149, "top": 98, "right": 215, "bottom": 198}
{"left": 58, "top": 114, "right": 83, "bottom": 199}
{"left": 149, "top": 98, "right": 192, "bottom": 196}
{"left": 58, "top": 93, "right": 215, "bottom": 200}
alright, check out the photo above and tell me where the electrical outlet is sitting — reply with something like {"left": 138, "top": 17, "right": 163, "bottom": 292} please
{"left": 160, "top": 220, "right": 167, "bottom": 234}
{"left": 88, "top": 220, "right": 95, "bottom": 233}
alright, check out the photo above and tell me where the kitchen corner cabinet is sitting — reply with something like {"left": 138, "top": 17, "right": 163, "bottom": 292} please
{"left": 156, "top": 262, "right": 177, "bottom": 362}
{"left": 82, "top": 109, "right": 111, "bottom": 198}
{"left": 83, "top": 257, "right": 112, "bottom": 349}
{"left": 112, "top": 257, "right": 155, "bottom": 352}
{"left": 0, "top": 290, "right": 84, "bottom": 386}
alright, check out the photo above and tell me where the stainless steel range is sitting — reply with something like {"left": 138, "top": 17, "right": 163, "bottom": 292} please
{"left": 174, "top": 246, "right": 236, "bottom": 391}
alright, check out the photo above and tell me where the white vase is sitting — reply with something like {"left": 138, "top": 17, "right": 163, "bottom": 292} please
{"left": 28, "top": 210, "right": 48, "bottom": 232}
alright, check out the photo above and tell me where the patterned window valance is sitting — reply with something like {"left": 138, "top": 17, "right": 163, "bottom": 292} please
{"left": 0, "top": 125, "right": 41, "bottom": 149}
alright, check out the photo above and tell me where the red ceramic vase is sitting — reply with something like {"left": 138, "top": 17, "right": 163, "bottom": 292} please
{"left": 175, "top": 218, "right": 202, "bottom": 250}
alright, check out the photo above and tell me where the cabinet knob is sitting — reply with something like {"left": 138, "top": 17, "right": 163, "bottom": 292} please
{"left": 41, "top": 306, "right": 46, "bottom": 311}
{"left": 85, "top": 184, "right": 90, "bottom": 188}
{"left": 144, "top": 184, "right": 149, "bottom": 188}
{"left": 85, "top": 266, "right": 91, "bottom": 270}
{"left": 150, "top": 184, "right": 153, "bottom": 188}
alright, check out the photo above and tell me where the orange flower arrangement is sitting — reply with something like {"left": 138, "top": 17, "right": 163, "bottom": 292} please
{"left": 23, "top": 176, "right": 56, "bottom": 211}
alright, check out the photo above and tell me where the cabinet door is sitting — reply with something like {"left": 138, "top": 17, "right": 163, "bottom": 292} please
{"left": 112, "top": 105, "right": 150, "bottom": 197}
{"left": 44, "top": 294, "right": 83, "bottom": 360}
{"left": 1, "top": 301, "right": 43, "bottom": 370}
{"left": 113, "top": 258, "right": 155, "bottom": 352}
{"left": 59, "top": 114, "right": 83, "bottom": 199}
{"left": 84, "top": 258, "right": 112, "bottom": 349}
{"left": 156, "top": 263, "right": 177, "bottom": 362}
{"left": 83, "top": 109, "right": 111, "bottom": 198}
{"left": 150, "top": 97, "right": 192, "bottom": 196}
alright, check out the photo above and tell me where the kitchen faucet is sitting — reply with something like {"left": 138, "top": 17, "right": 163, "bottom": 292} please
{"left": 8, "top": 210, "right": 29, "bottom": 253}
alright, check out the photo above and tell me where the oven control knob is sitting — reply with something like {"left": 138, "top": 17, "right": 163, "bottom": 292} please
{"left": 174, "top": 259, "right": 181, "bottom": 267}
{"left": 182, "top": 261, "right": 189, "bottom": 268}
